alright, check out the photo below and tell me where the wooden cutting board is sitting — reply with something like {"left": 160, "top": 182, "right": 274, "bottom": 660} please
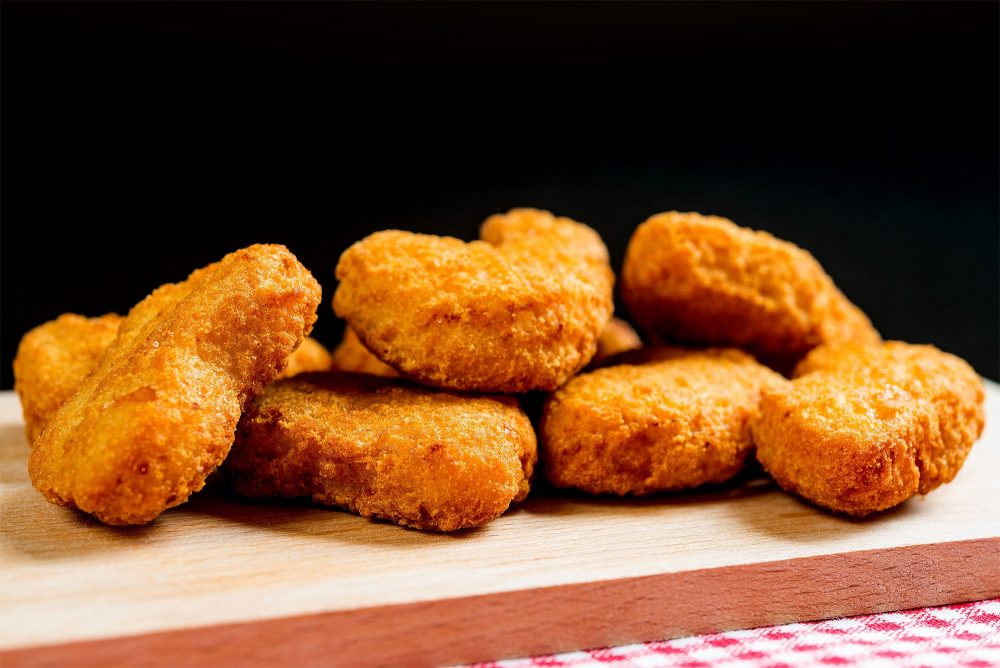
{"left": 2, "top": 384, "right": 998, "bottom": 667}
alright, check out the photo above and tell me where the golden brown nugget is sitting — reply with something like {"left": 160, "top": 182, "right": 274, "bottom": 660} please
{"left": 542, "top": 347, "right": 784, "bottom": 495}
{"left": 12, "top": 308, "right": 326, "bottom": 444}
{"left": 334, "top": 208, "right": 615, "bottom": 392}
{"left": 589, "top": 317, "right": 642, "bottom": 367}
{"left": 13, "top": 313, "right": 123, "bottom": 444}
{"left": 754, "top": 342, "right": 984, "bottom": 516}
{"left": 790, "top": 342, "right": 985, "bottom": 469}
{"left": 227, "top": 373, "right": 537, "bottom": 532}
{"left": 29, "top": 245, "right": 321, "bottom": 525}
{"left": 330, "top": 327, "right": 398, "bottom": 377}
{"left": 790, "top": 340, "right": 880, "bottom": 378}
{"left": 621, "top": 212, "right": 880, "bottom": 363}
{"left": 280, "top": 337, "right": 332, "bottom": 378}
{"left": 331, "top": 320, "right": 635, "bottom": 378}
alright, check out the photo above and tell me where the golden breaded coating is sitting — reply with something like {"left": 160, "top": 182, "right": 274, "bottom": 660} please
{"left": 542, "top": 347, "right": 784, "bottom": 495}
{"left": 28, "top": 245, "right": 321, "bottom": 525}
{"left": 330, "top": 327, "right": 398, "bottom": 377}
{"left": 791, "top": 340, "right": 877, "bottom": 378}
{"left": 331, "top": 319, "right": 636, "bottom": 378}
{"left": 754, "top": 342, "right": 984, "bottom": 516}
{"left": 621, "top": 212, "right": 880, "bottom": 363}
{"left": 280, "top": 337, "right": 332, "bottom": 378}
{"left": 790, "top": 342, "right": 985, "bottom": 466}
{"left": 334, "top": 208, "right": 615, "bottom": 392}
{"left": 589, "top": 317, "right": 642, "bottom": 367}
{"left": 13, "top": 310, "right": 329, "bottom": 446}
{"left": 13, "top": 313, "right": 122, "bottom": 444}
{"left": 227, "top": 373, "right": 537, "bottom": 532}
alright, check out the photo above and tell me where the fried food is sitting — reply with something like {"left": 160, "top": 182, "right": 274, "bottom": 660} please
{"left": 589, "top": 317, "right": 642, "bottom": 367}
{"left": 753, "top": 342, "right": 984, "bottom": 515}
{"left": 334, "top": 208, "right": 615, "bottom": 392}
{"left": 541, "top": 346, "right": 785, "bottom": 495}
{"left": 280, "top": 337, "right": 332, "bottom": 378}
{"left": 621, "top": 212, "right": 880, "bottom": 365}
{"left": 12, "top": 305, "right": 327, "bottom": 443}
{"left": 790, "top": 342, "right": 856, "bottom": 378}
{"left": 28, "top": 245, "right": 321, "bottom": 525}
{"left": 13, "top": 313, "right": 123, "bottom": 444}
{"left": 330, "top": 327, "right": 398, "bottom": 377}
{"left": 227, "top": 372, "right": 537, "bottom": 532}
{"left": 331, "top": 318, "right": 635, "bottom": 379}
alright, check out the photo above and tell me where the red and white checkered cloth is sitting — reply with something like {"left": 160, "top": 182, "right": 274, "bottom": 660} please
{"left": 470, "top": 599, "right": 1000, "bottom": 668}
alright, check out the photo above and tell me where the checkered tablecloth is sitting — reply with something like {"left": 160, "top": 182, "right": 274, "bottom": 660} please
{"left": 470, "top": 599, "right": 1000, "bottom": 668}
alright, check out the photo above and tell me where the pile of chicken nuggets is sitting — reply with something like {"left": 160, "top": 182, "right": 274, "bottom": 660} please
{"left": 14, "top": 209, "right": 985, "bottom": 531}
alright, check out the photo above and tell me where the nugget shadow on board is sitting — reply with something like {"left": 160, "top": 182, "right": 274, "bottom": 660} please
{"left": 517, "top": 461, "right": 777, "bottom": 518}
{"left": 2, "top": 486, "right": 159, "bottom": 560}
{"left": 185, "top": 484, "right": 489, "bottom": 547}
{"left": 723, "top": 482, "right": 921, "bottom": 544}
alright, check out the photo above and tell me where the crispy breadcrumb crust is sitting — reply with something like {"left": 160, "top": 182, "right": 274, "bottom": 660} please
{"left": 542, "top": 347, "right": 785, "bottom": 495}
{"left": 14, "top": 308, "right": 327, "bottom": 446}
{"left": 13, "top": 313, "right": 123, "bottom": 444}
{"left": 330, "top": 327, "right": 399, "bottom": 377}
{"left": 331, "top": 319, "right": 635, "bottom": 379}
{"left": 333, "top": 208, "right": 614, "bottom": 392}
{"left": 791, "top": 342, "right": 859, "bottom": 378}
{"left": 28, "top": 245, "right": 321, "bottom": 525}
{"left": 280, "top": 337, "right": 332, "bottom": 378}
{"left": 753, "top": 342, "right": 984, "bottom": 515}
{"left": 621, "top": 212, "right": 880, "bottom": 363}
{"left": 589, "top": 318, "right": 642, "bottom": 367}
{"left": 227, "top": 373, "right": 537, "bottom": 532}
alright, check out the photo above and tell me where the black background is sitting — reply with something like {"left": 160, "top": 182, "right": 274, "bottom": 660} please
{"left": 2, "top": 1, "right": 997, "bottom": 388}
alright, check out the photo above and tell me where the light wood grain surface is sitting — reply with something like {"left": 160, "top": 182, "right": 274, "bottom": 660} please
{"left": 2, "top": 384, "right": 998, "bottom": 666}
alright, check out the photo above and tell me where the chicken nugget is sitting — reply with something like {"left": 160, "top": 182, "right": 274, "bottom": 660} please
{"left": 621, "top": 212, "right": 880, "bottom": 364}
{"left": 13, "top": 313, "right": 122, "bottom": 444}
{"left": 280, "top": 337, "right": 332, "bottom": 378}
{"left": 331, "top": 318, "right": 636, "bottom": 379}
{"left": 330, "top": 327, "right": 398, "bottom": 377}
{"left": 12, "top": 307, "right": 326, "bottom": 445}
{"left": 753, "top": 342, "right": 984, "bottom": 515}
{"left": 541, "top": 347, "right": 784, "bottom": 495}
{"left": 227, "top": 373, "right": 537, "bottom": 532}
{"left": 790, "top": 340, "right": 874, "bottom": 378}
{"left": 589, "top": 317, "right": 642, "bottom": 367}
{"left": 28, "top": 245, "right": 321, "bottom": 525}
{"left": 333, "top": 208, "right": 615, "bottom": 392}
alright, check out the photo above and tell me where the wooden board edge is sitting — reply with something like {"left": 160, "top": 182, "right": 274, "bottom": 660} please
{"left": 4, "top": 536, "right": 998, "bottom": 667}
